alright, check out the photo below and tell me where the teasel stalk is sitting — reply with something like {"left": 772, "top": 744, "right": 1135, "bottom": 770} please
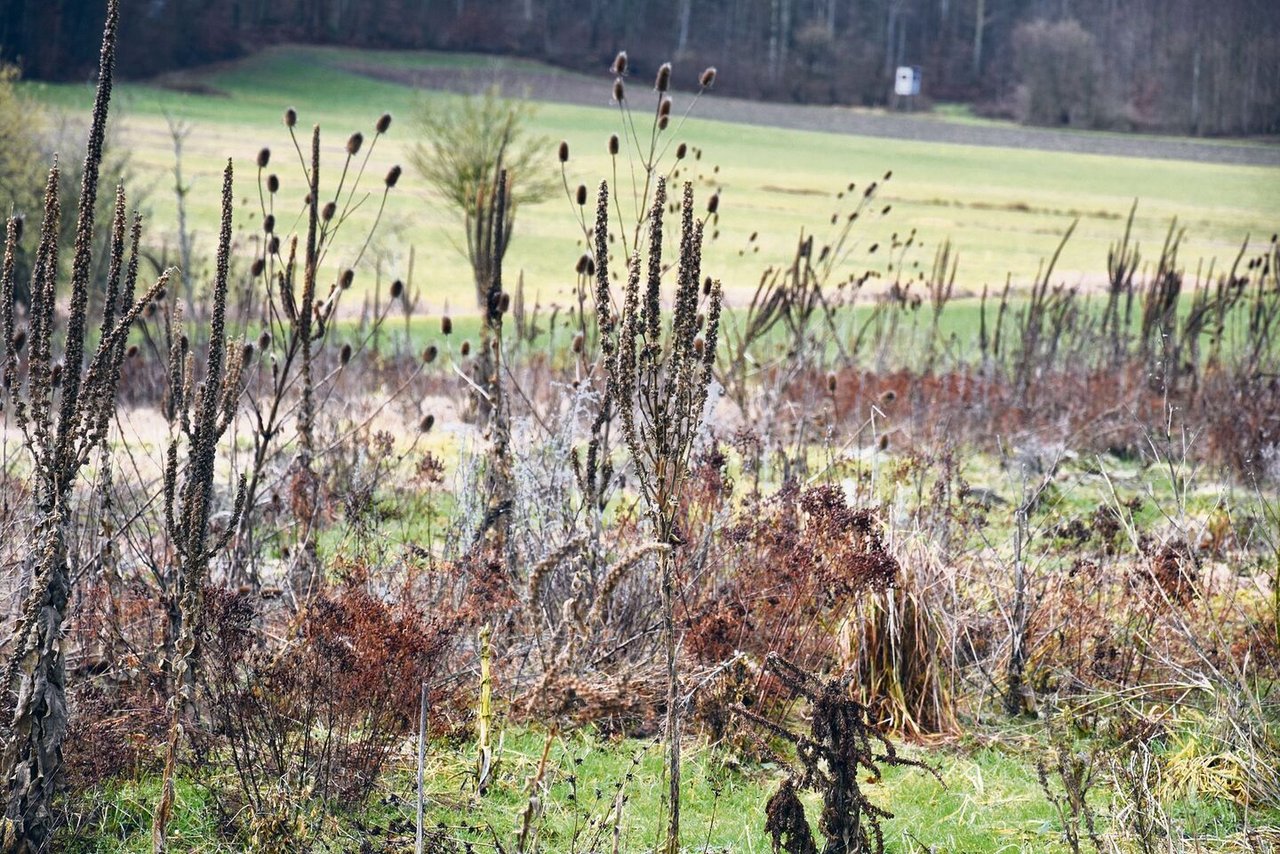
{"left": 591, "top": 176, "right": 723, "bottom": 854}
{"left": 152, "top": 161, "right": 248, "bottom": 854}
{"left": 0, "top": 0, "right": 170, "bottom": 846}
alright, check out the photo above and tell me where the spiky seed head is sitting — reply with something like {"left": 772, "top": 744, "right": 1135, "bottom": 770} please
{"left": 422, "top": 344, "right": 438, "bottom": 363}
{"left": 441, "top": 316, "right": 453, "bottom": 335}
{"left": 613, "top": 79, "right": 625, "bottom": 103}
{"left": 700, "top": 67, "right": 717, "bottom": 88}
{"left": 284, "top": 107, "right": 297, "bottom": 127}
{"left": 608, "top": 133, "right": 620, "bottom": 155}
{"left": 676, "top": 143, "right": 687, "bottom": 159}
{"left": 655, "top": 62, "right": 671, "bottom": 92}
{"left": 322, "top": 201, "right": 337, "bottom": 221}
{"left": 257, "top": 147, "right": 271, "bottom": 168}
{"left": 263, "top": 214, "right": 275, "bottom": 234}
{"left": 340, "top": 269, "right": 355, "bottom": 289}
{"left": 347, "top": 132, "right": 364, "bottom": 155}
{"left": 267, "top": 174, "right": 279, "bottom": 193}
{"left": 258, "top": 331, "right": 272, "bottom": 351}
{"left": 376, "top": 113, "right": 392, "bottom": 133}
{"left": 385, "top": 165, "right": 402, "bottom": 187}
{"left": 390, "top": 279, "right": 404, "bottom": 299}
{"left": 340, "top": 343, "right": 353, "bottom": 365}
{"left": 612, "top": 51, "right": 628, "bottom": 75}
{"left": 420, "top": 414, "right": 435, "bottom": 432}
{"left": 576, "top": 184, "right": 588, "bottom": 206}
{"left": 460, "top": 340, "right": 471, "bottom": 356}
{"left": 558, "top": 140, "right": 570, "bottom": 163}
{"left": 242, "top": 342, "right": 255, "bottom": 362}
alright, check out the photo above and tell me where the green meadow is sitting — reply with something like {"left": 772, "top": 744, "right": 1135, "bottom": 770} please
{"left": 22, "top": 45, "right": 1280, "bottom": 311}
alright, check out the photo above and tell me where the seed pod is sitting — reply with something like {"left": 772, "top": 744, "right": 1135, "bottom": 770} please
{"left": 441, "top": 316, "right": 453, "bottom": 335}
{"left": 878, "top": 434, "right": 889, "bottom": 451}
{"left": 422, "top": 344, "right": 438, "bottom": 363}
{"left": 12, "top": 329, "right": 26, "bottom": 353}
{"left": 266, "top": 174, "right": 279, "bottom": 193}
{"left": 347, "top": 132, "right": 364, "bottom": 155}
{"left": 700, "top": 67, "right": 717, "bottom": 88}
{"left": 558, "top": 140, "right": 570, "bottom": 163}
{"left": 676, "top": 143, "right": 687, "bottom": 159}
{"left": 126, "top": 344, "right": 139, "bottom": 359}
{"left": 608, "top": 133, "right": 620, "bottom": 155}
{"left": 498, "top": 292, "right": 511, "bottom": 313}
{"left": 576, "top": 184, "right": 588, "bottom": 206}
{"left": 376, "top": 113, "right": 392, "bottom": 133}
{"left": 340, "top": 343, "right": 353, "bottom": 365}
{"left": 251, "top": 258, "right": 265, "bottom": 277}
{"left": 868, "top": 243, "right": 879, "bottom": 254}
{"left": 658, "top": 115, "right": 669, "bottom": 131}
{"left": 259, "top": 331, "right": 272, "bottom": 351}
{"left": 268, "top": 235, "right": 280, "bottom": 255}
{"left": 242, "top": 342, "right": 255, "bottom": 362}
{"left": 390, "top": 279, "right": 404, "bottom": 300}
{"left": 284, "top": 107, "right": 297, "bottom": 127}
{"left": 707, "top": 193, "right": 719, "bottom": 215}
{"left": 576, "top": 254, "right": 591, "bottom": 275}
{"left": 586, "top": 256, "right": 595, "bottom": 276}
{"left": 827, "top": 372, "right": 838, "bottom": 393}
{"left": 322, "top": 201, "right": 337, "bottom": 221}
{"left": 612, "top": 51, "right": 628, "bottom": 75}
{"left": 659, "top": 96, "right": 672, "bottom": 118}
{"left": 884, "top": 170, "right": 893, "bottom": 181}
{"left": 572, "top": 332, "right": 584, "bottom": 353}
{"left": 385, "top": 165, "right": 402, "bottom": 187}
{"left": 157, "top": 286, "right": 167, "bottom": 301}
{"left": 420, "top": 414, "right": 435, "bottom": 433}
{"left": 263, "top": 214, "right": 275, "bottom": 234}
{"left": 613, "top": 78, "right": 625, "bottom": 103}
{"left": 655, "top": 62, "right": 671, "bottom": 92}
{"left": 460, "top": 340, "right": 471, "bottom": 356}
{"left": 51, "top": 362, "right": 63, "bottom": 388}
{"left": 703, "top": 276, "right": 712, "bottom": 296}
{"left": 257, "top": 147, "right": 271, "bottom": 168}
{"left": 693, "top": 337, "right": 705, "bottom": 357}
{"left": 340, "top": 269, "right": 355, "bottom": 289}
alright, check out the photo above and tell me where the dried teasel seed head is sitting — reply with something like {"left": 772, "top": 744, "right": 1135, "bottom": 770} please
{"left": 390, "top": 279, "right": 404, "bottom": 300}
{"left": 257, "top": 147, "right": 271, "bottom": 168}
{"left": 385, "top": 165, "right": 402, "bottom": 187}
{"left": 707, "top": 193, "right": 719, "bottom": 214}
{"left": 827, "top": 372, "right": 838, "bottom": 393}
{"left": 322, "top": 201, "right": 337, "bottom": 221}
{"left": 420, "top": 414, "right": 435, "bottom": 432}
{"left": 498, "top": 292, "right": 511, "bottom": 313}
{"left": 441, "top": 316, "right": 453, "bottom": 335}
{"left": 576, "top": 253, "right": 591, "bottom": 275}
{"left": 612, "top": 51, "right": 628, "bottom": 75}
{"left": 676, "top": 143, "right": 687, "bottom": 159}
{"left": 340, "top": 269, "right": 355, "bottom": 289}
{"left": 259, "top": 331, "right": 272, "bottom": 351}
{"left": 422, "top": 344, "right": 438, "bottom": 363}
{"left": 613, "top": 78, "right": 625, "bottom": 103}
{"left": 266, "top": 174, "right": 279, "bottom": 193}
{"left": 340, "top": 343, "right": 353, "bottom": 365}
{"left": 558, "top": 140, "right": 570, "bottom": 163}
{"left": 655, "top": 62, "right": 671, "bottom": 92}
{"left": 699, "top": 66, "right": 717, "bottom": 88}
{"left": 460, "top": 340, "right": 471, "bottom": 356}
{"left": 251, "top": 258, "right": 266, "bottom": 277}
{"left": 572, "top": 331, "right": 584, "bottom": 353}
{"left": 284, "top": 107, "right": 297, "bottom": 127}
{"left": 268, "top": 235, "right": 280, "bottom": 254}
{"left": 376, "top": 113, "right": 392, "bottom": 133}
{"left": 347, "top": 132, "right": 364, "bottom": 155}
{"left": 263, "top": 214, "right": 275, "bottom": 234}
{"left": 576, "top": 184, "right": 588, "bottom": 206}
{"left": 242, "top": 342, "right": 255, "bottom": 362}
{"left": 659, "top": 96, "right": 672, "bottom": 118}
{"left": 658, "top": 114, "right": 669, "bottom": 131}
{"left": 126, "top": 344, "right": 139, "bottom": 359}
{"left": 608, "top": 133, "right": 620, "bottom": 155}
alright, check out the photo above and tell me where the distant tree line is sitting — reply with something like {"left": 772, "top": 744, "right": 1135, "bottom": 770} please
{"left": 2, "top": 0, "right": 1277, "bottom": 134}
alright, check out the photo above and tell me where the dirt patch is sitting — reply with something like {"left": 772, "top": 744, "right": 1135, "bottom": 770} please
{"left": 341, "top": 60, "right": 1280, "bottom": 168}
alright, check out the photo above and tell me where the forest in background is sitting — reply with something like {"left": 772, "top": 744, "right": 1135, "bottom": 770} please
{"left": 2, "top": 0, "right": 1279, "bottom": 136}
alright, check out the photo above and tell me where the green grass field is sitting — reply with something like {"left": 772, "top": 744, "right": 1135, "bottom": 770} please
{"left": 21, "top": 45, "right": 1280, "bottom": 311}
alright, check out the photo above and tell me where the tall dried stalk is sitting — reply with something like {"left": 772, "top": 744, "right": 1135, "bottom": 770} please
{"left": 0, "top": 0, "right": 167, "bottom": 846}
{"left": 592, "top": 177, "right": 722, "bottom": 854}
